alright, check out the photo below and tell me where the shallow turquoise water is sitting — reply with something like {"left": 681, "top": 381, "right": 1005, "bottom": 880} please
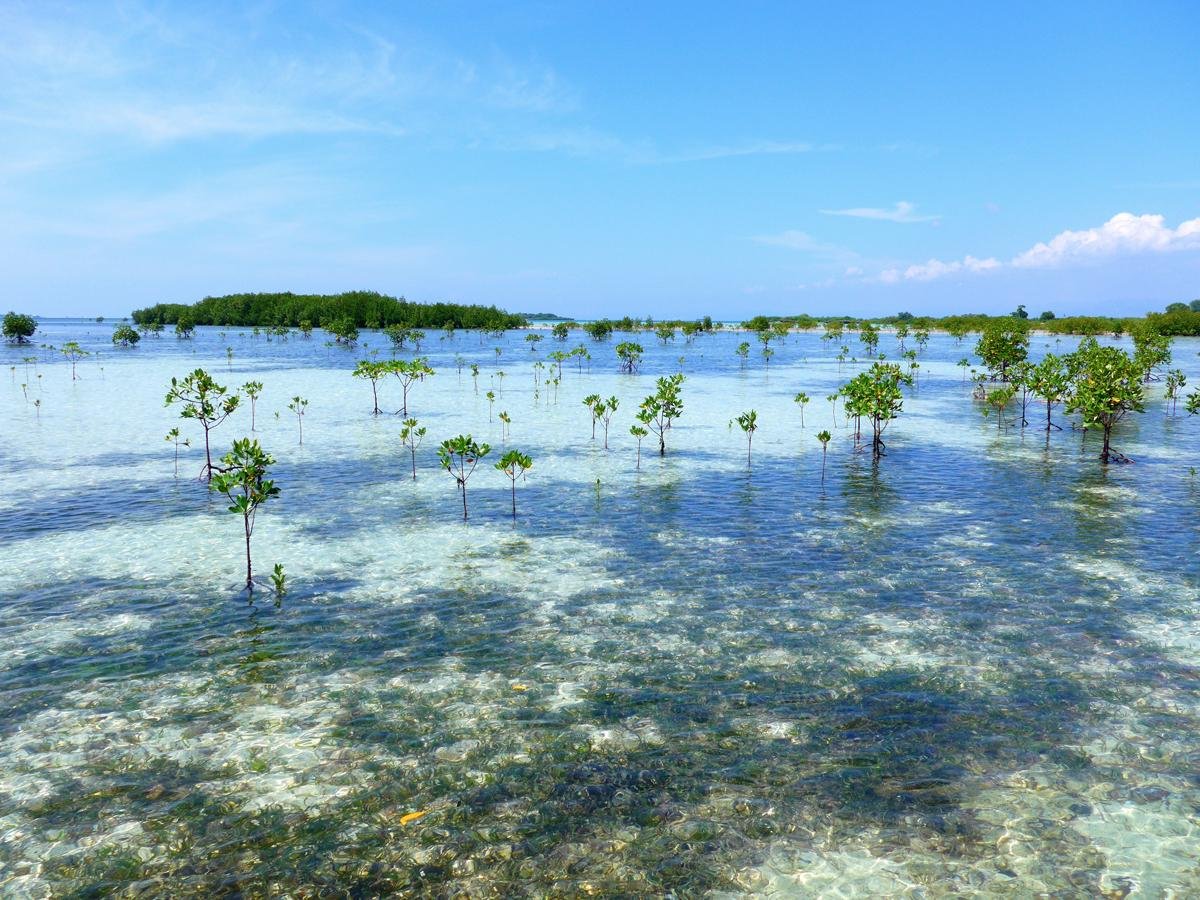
{"left": 2, "top": 321, "right": 1200, "bottom": 896}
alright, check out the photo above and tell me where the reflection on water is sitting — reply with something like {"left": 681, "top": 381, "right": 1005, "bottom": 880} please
{"left": 1, "top": 321, "right": 1199, "bottom": 895}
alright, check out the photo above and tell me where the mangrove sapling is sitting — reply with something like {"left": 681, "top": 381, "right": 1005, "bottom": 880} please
{"left": 762, "top": 347, "right": 775, "bottom": 366}
{"left": 1165, "top": 370, "right": 1186, "bottom": 417}
{"left": 549, "top": 350, "right": 567, "bottom": 379}
{"left": 111, "top": 324, "right": 140, "bottom": 347}
{"left": 552, "top": 322, "right": 571, "bottom": 340}
{"left": 732, "top": 409, "right": 758, "bottom": 466}
{"left": 353, "top": 360, "right": 388, "bottom": 414}
{"left": 1186, "top": 388, "right": 1200, "bottom": 417}
{"left": 175, "top": 318, "right": 195, "bottom": 339}
{"left": 495, "top": 449, "right": 533, "bottom": 518}
{"left": 242, "top": 381, "right": 263, "bottom": 431}
{"left": 630, "top": 424, "right": 648, "bottom": 469}
{"left": 400, "top": 417, "right": 426, "bottom": 480}
{"left": 736, "top": 342, "right": 750, "bottom": 367}
{"left": 895, "top": 323, "right": 909, "bottom": 351}
{"left": 817, "top": 430, "right": 832, "bottom": 483}
{"left": 975, "top": 320, "right": 1029, "bottom": 381}
{"left": 637, "top": 373, "right": 685, "bottom": 456}
{"left": 525, "top": 333, "right": 543, "bottom": 351}
{"left": 984, "top": 385, "right": 1017, "bottom": 430}
{"left": 615, "top": 342, "right": 644, "bottom": 374}
{"left": 597, "top": 396, "right": 619, "bottom": 449}
{"left": 583, "top": 394, "right": 602, "bottom": 439}
{"left": 454, "top": 354, "right": 465, "bottom": 375}
{"left": 840, "top": 362, "right": 911, "bottom": 459}
{"left": 499, "top": 410, "right": 511, "bottom": 441}
{"left": 389, "top": 358, "right": 434, "bottom": 416}
{"left": 165, "top": 369, "right": 241, "bottom": 481}
{"left": 165, "top": 427, "right": 190, "bottom": 477}
{"left": 1066, "top": 341, "right": 1145, "bottom": 463}
{"left": 209, "top": 438, "right": 280, "bottom": 592}
{"left": 827, "top": 393, "right": 839, "bottom": 427}
{"left": 957, "top": 358, "right": 971, "bottom": 383}
{"left": 288, "top": 396, "right": 308, "bottom": 445}
{"left": 61, "top": 342, "right": 88, "bottom": 380}
{"left": 486, "top": 390, "right": 496, "bottom": 422}
{"left": 1028, "top": 354, "right": 1069, "bottom": 431}
{"left": 3, "top": 312, "right": 36, "bottom": 343}
{"left": 225, "top": 346, "right": 234, "bottom": 368}
{"left": 1131, "top": 322, "right": 1171, "bottom": 382}
{"left": 914, "top": 330, "right": 930, "bottom": 353}
{"left": 471, "top": 364, "right": 480, "bottom": 394}
{"left": 859, "top": 321, "right": 880, "bottom": 356}
{"left": 437, "top": 435, "right": 491, "bottom": 520}
{"left": 1010, "top": 361, "right": 1035, "bottom": 427}
{"left": 794, "top": 392, "right": 810, "bottom": 427}
{"left": 656, "top": 325, "right": 675, "bottom": 344}
{"left": 495, "top": 371, "right": 505, "bottom": 396}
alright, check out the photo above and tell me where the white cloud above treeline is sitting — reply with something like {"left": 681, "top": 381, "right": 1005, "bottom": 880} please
{"left": 876, "top": 212, "right": 1200, "bottom": 284}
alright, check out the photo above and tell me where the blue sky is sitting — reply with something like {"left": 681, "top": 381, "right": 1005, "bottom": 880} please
{"left": 2, "top": 1, "right": 1198, "bottom": 319}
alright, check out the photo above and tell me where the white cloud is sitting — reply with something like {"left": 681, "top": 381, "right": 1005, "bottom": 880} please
{"left": 1011, "top": 212, "right": 1200, "bottom": 268}
{"left": 820, "top": 200, "right": 940, "bottom": 224}
{"left": 872, "top": 211, "right": 1200, "bottom": 286}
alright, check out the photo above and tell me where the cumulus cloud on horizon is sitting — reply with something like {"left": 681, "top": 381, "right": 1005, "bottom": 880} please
{"left": 875, "top": 211, "right": 1200, "bottom": 284}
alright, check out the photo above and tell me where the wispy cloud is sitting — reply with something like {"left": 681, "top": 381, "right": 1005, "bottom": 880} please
{"left": 751, "top": 229, "right": 859, "bottom": 264}
{"left": 821, "top": 200, "right": 940, "bottom": 224}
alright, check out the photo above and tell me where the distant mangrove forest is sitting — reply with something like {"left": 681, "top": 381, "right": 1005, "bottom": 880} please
{"left": 130, "top": 291, "right": 527, "bottom": 333}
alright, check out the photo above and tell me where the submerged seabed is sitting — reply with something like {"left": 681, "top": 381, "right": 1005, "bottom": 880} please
{"left": 2, "top": 321, "right": 1200, "bottom": 897}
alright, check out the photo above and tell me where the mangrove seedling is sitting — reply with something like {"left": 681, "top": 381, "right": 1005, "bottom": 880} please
{"left": 61, "top": 341, "right": 88, "bottom": 380}
{"left": 583, "top": 393, "right": 602, "bottom": 439}
{"left": 499, "top": 410, "right": 511, "bottom": 441}
{"left": 616, "top": 341, "right": 644, "bottom": 374}
{"left": 793, "top": 392, "right": 810, "bottom": 427}
{"left": 353, "top": 360, "right": 388, "bottom": 414}
{"left": 486, "top": 390, "right": 496, "bottom": 421}
{"left": 597, "top": 396, "right": 619, "bottom": 449}
{"left": 209, "top": 437, "right": 280, "bottom": 591}
{"left": 984, "top": 384, "right": 1017, "bottom": 430}
{"left": 389, "top": 358, "right": 434, "bottom": 416}
{"left": 732, "top": 409, "right": 758, "bottom": 466}
{"left": 242, "top": 380, "right": 263, "bottom": 430}
{"left": 1165, "top": 369, "right": 1186, "bottom": 417}
{"left": 817, "top": 429, "right": 832, "bottom": 483}
{"left": 270, "top": 563, "right": 287, "bottom": 600}
{"left": 471, "top": 363, "right": 480, "bottom": 394}
{"left": 736, "top": 342, "right": 750, "bottom": 367}
{"left": 637, "top": 373, "right": 685, "bottom": 456}
{"left": 288, "top": 396, "right": 308, "bottom": 445}
{"left": 437, "top": 434, "right": 491, "bottom": 520}
{"left": 1028, "top": 354, "right": 1069, "bottom": 431}
{"left": 165, "top": 368, "right": 241, "bottom": 481}
{"left": 165, "top": 427, "right": 190, "bottom": 477}
{"left": 630, "top": 424, "right": 648, "bottom": 469}
{"left": 495, "top": 449, "right": 533, "bottom": 518}
{"left": 400, "top": 417, "right": 426, "bottom": 480}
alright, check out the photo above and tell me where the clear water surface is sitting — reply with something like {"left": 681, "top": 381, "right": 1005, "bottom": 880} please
{"left": 2, "top": 320, "right": 1199, "bottom": 896}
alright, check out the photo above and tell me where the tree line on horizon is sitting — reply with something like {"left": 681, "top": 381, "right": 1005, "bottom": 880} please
{"left": 129, "top": 291, "right": 527, "bottom": 332}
